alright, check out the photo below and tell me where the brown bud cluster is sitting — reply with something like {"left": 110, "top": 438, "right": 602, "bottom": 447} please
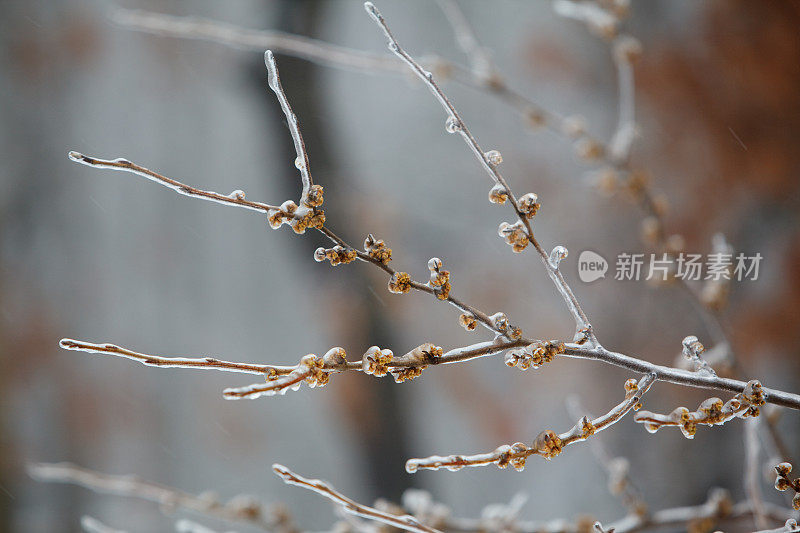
{"left": 773, "top": 462, "right": 800, "bottom": 510}
{"left": 532, "top": 430, "right": 563, "bottom": 459}
{"left": 496, "top": 442, "right": 530, "bottom": 471}
{"left": 427, "top": 257, "right": 451, "bottom": 300}
{"left": 388, "top": 272, "right": 412, "bottom": 294}
{"left": 362, "top": 346, "right": 393, "bottom": 377}
{"left": 504, "top": 340, "right": 565, "bottom": 370}
{"left": 303, "top": 184, "right": 324, "bottom": 207}
{"left": 518, "top": 193, "right": 540, "bottom": 218}
{"left": 299, "top": 354, "right": 329, "bottom": 388}
{"left": 314, "top": 245, "right": 357, "bottom": 266}
{"left": 498, "top": 221, "right": 529, "bottom": 252}
{"left": 267, "top": 200, "right": 325, "bottom": 234}
{"left": 458, "top": 313, "right": 477, "bottom": 331}
{"left": 634, "top": 380, "right": 765, "bottom": 438}
{"left": 364, "top": 234, "right": 392, "bottom": 264}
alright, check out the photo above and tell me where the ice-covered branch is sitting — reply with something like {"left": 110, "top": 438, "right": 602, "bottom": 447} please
{"left": 111, "top": 8, "right": 402, "bottom": 74}
{"left": 264, "top": 50, "right": 314, "bottom": 201}
{"left": 365, "top": 1, "right": 595, "bottom": 343}
{"left": 273, "top": 464, "right": 441, "bottom": 533}
{"left": 68, "top": 152, "right": 283, "bottom": 212}
{"left": 29, "top": 463, "right": 283, "bottom": 531}
{"left": 405, "top": 373, "right": 655, "bottom": 472}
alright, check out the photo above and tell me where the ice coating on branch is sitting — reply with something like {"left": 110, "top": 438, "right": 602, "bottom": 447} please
{"left": 548, "top": 246, "right": 568, "bottom": 269}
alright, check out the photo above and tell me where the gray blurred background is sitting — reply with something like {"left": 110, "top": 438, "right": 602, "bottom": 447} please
{"left": 1, "top": 0, "right": 799, "bottom": 531}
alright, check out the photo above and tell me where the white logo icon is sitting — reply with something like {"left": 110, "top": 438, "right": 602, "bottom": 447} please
{"left": 578, "top": 250, "right": 608, "bottom": 283}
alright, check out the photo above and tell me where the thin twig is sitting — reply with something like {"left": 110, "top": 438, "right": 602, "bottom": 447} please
{"left": 29, "top": 463, "right": 285, "bottom": 532}
{"left": 273, "top": 464, "right": 441, "bottom": 533}
{"left": 405, "top": 373, "right": 655, "bottom": 472}
{"left": 364, "top": 2, "right": 596, "bottom": 344}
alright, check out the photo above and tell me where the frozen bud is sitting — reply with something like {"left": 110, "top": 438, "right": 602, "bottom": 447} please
{"left": 484, "top": 149, "right": 503, "bottom": 166}
{"left": 775, "top": 477, "right": 791, "bottom": 492}
{"left": 362, "top": 346, "right": 393, "bottom": 377}
{"left": 525, "top": 107, "right": 546, "bottom": 128}
{"left": 490, "top": 312, "right": 509, "bottom": 332}
{"left": 228, "top": 189, "right": 246, "bottom": 200}
{"left": 488, "top": 183, "right": 508, "bottom": 204}
{"left": 428, "top": 257, "right": 442, "bottom": 271}
{"left": 640, "top": 216, "right": 660, "bottom": 246}
{"left": 303, "top": 184, "right": 324, "bottom": 207}
{"left": 532, "top": 430, "right": 562, "bottom": 459}
{"left": 793, "top": 494, "right": 800, "bottom": 511}
{"left": 507, "top": 325, "right": 523, "bottom": 340}
{"left": 548, "top": 245, "right": 568, "bottom": 269}
{"left": 563, "top": 115, "right": 588, "bottom": 138}
{"left": 322, "top": 347, "right": 347, "bottom": 368}
{"left": 575, "top": 138, "right": 604, "bottom": 161}
{"left": 776, "top": 462, "right": 793, "bottom": 478}
{"left": 388, "top": 272, "right": 412, "bottom": 294}
{"left": 498, "top": 221, "right": 529, "bottom": 252}
{"left": 280, "top": 200, "right": 298, "bottom": 215}
{"left": 393, "top": 367, "right": 423, "bottom": 383}
{"left": 294, "top": 157, "right": 305, "bottom": 170}
{"left": 741, "top": 380, "right": 765, "bottom": 407}
{"left": 627, "top": 170, "right": 650, "bottom": 194}
{"left": 682, "top": 335, "right": 704, "bottom": 359}
{"left": 624, "top": 378, "right": 638, "bottom": 394}
{"left": 316, "top": 245, "right": 357, "bottom": 266}
{"left": 364, "top": 234, "right": 392, "bottom": 265}
{"left": 614, "top": 35, "right": 642, "bottom": 64}
{"left": 459, "top": 313, "right": 477, "bottom": 331}
{"left": 445, "top": 116, "right": 461, "bottom": 133}
{"left": 518, "top": 193, "right": 540, "bottom": 218}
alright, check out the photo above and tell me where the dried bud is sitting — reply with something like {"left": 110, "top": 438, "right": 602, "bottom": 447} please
{"left": 488, "top": 183, "right": 508, "bottom": 204}
{"left": 388, "top": 272, "right": 412, "bottom": 294}
{"left": 484, "top": 150, "right": 503, "bottom": 166}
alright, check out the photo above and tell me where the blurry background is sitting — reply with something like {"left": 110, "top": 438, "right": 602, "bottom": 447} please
{"left": 1, "top": 0, "right": 799, "bottom": 531}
